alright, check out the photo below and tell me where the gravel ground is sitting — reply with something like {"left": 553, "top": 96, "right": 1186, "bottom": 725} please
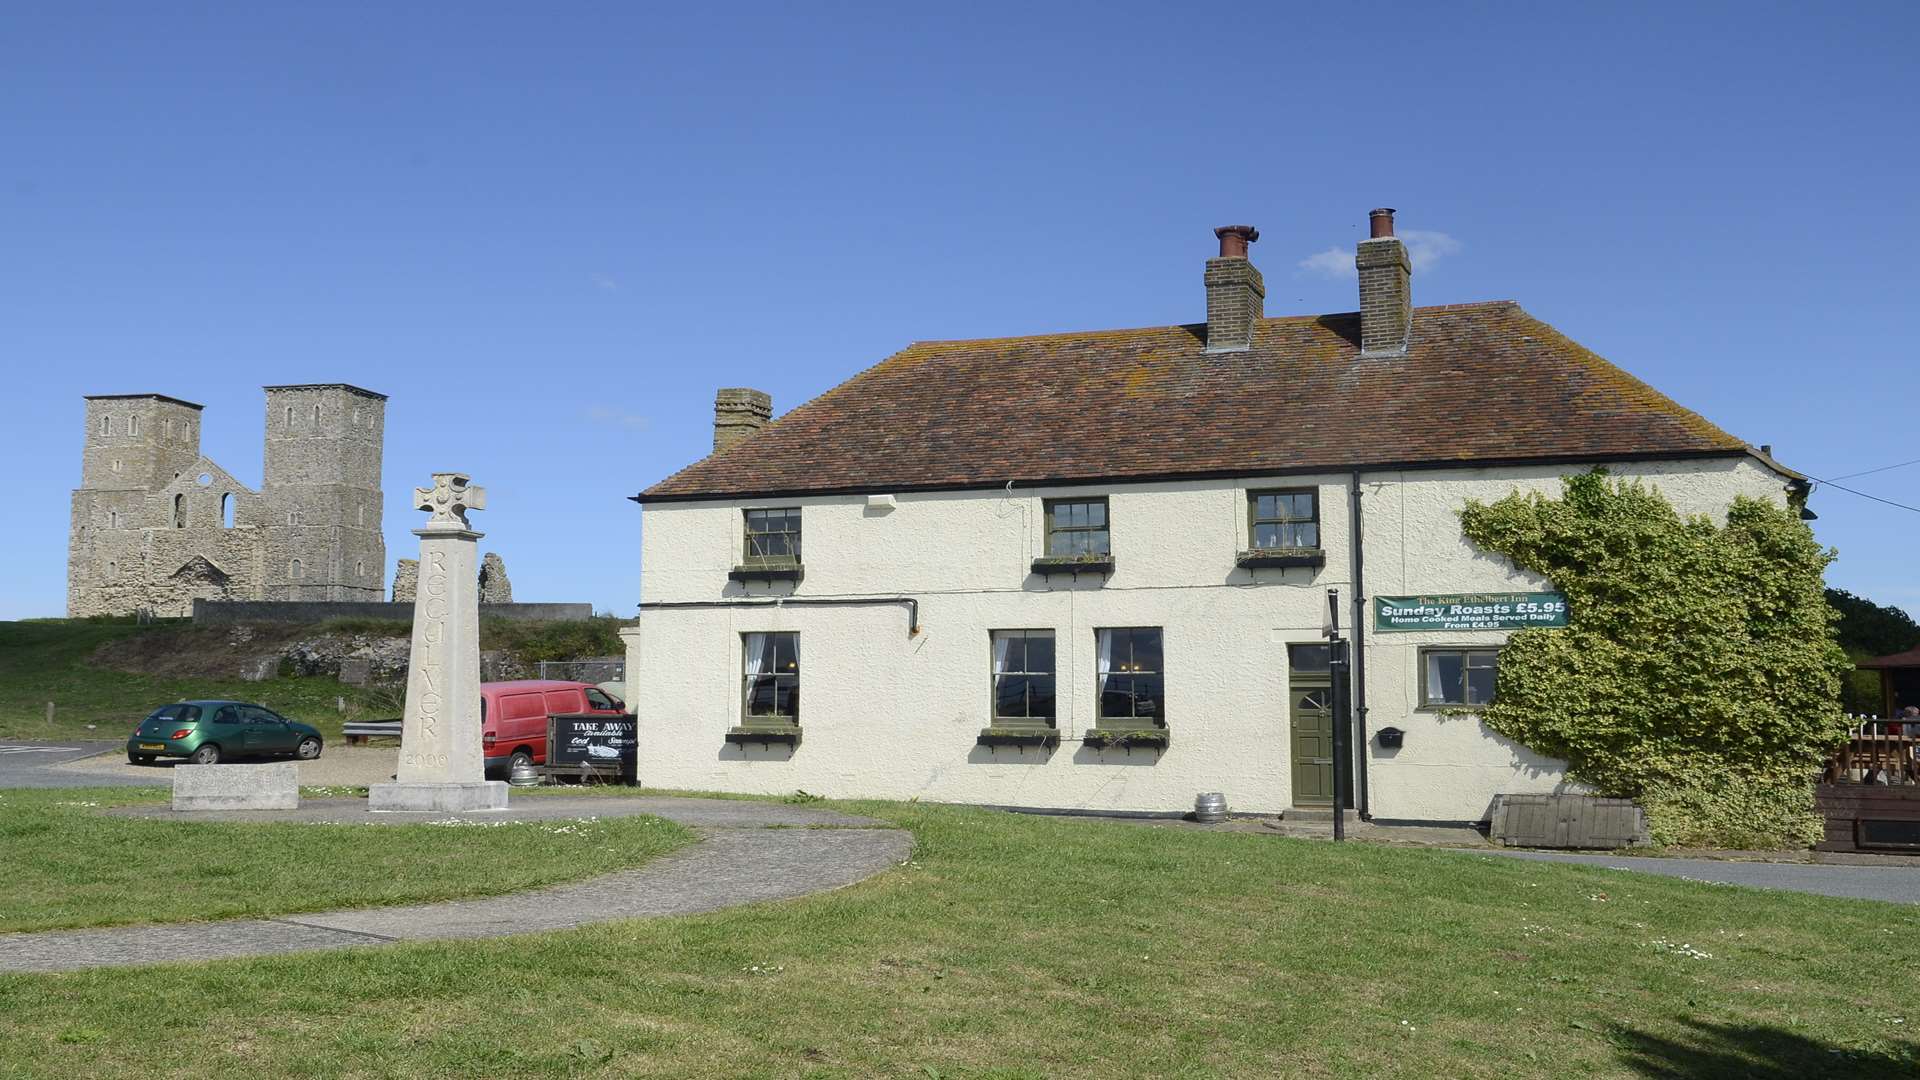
{"left": 49, "top": 743, "right": 401, "bottom": 787}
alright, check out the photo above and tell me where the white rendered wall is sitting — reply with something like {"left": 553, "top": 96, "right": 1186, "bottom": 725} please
{"left": 631, "top": 456, "right": 1791, "bottom": 820}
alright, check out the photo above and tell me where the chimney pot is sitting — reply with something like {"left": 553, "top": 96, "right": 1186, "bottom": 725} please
{"left": 1204, "top": 225, "right": 1265, "bottom": 353}
{"left": 1368, "top": 208, "right": 1396, "bottom": 238}
{"left": 1213, "top": 225, "right": 1260, "bottom": 259}
{"left": 713, "top": 388, "right": 772, "bottom": 453}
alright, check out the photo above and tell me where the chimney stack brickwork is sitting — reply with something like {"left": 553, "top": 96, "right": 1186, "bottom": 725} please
{"left": 713, "top": 388, "right": 773, "bottom": 453}
{"left": 1357, "top": 208, "right": 1412, "bottom": 357}
{"left": 1205, "top": 225, "right": 1264, "bottom": 353}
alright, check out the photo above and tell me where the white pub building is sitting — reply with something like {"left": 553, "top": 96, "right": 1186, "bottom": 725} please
{"left": 624, "top": 211, "right": 1802, "bottom": 823}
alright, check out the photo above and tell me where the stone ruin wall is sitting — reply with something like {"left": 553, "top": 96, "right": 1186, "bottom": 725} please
{"left": 394, "top": 553, "right": 512, "bottom": 604}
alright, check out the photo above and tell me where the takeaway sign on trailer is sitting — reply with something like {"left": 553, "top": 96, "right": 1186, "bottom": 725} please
{"left": 1374, "top": 592, "right": 1568, "bottom": 632}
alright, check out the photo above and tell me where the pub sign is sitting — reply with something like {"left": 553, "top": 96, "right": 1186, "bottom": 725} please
{"left": 1374, "top": 592, "right": 1568, "bottom": 632}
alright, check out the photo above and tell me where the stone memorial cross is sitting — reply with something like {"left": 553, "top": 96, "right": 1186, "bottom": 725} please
{"left": 368, "top": 471, "right": 510, "bottom": 812}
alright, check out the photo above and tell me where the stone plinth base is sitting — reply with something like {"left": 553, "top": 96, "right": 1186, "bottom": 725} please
{"left": 368, "top": 781, "right": 510, "bottom": 813}
{"left": 173, "top": 763, "right": 300, "bottom": 811}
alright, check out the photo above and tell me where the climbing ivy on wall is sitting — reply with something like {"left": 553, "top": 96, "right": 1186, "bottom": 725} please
{"left": 1458, "top": 470, "right": 1852, "bottom": 849}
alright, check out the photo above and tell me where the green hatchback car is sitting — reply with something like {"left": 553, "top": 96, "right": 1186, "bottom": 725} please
{"left": 127, "top": 700, "right": 325, "bottom": 766}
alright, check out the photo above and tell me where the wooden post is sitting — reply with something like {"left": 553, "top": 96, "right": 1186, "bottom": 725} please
{"left": 45, "top": 702, "right": 55, "bottom": 727}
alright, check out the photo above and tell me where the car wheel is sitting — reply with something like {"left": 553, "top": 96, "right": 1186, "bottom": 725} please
{"left": 509, "top": 748, "right": 534, "bottom": 773}
{"left": 128, "top": 753, "right": 154, "bottom": 766}
{"left": 189, "top": 743, "right": 221, "bottom": 765}
{"left": 296, "top": 736, "right": 323, "bottom": 761}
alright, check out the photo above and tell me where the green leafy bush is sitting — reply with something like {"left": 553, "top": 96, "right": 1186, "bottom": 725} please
{"left": 1459, "top": 470, "right": 1852, "bottom": 848}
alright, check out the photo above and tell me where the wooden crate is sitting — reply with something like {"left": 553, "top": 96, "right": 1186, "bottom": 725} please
{"left": 1489, "top": 794, "right": 1649, "bottom": 849}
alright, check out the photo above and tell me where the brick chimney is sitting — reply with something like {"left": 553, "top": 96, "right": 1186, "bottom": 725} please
{"left": 1205, "top": 225, "right": 1264, "bottom": 353}
{"left": 1356, "top": 208, "right": 1412, "bottom": 357}
{"left": 713, "top": 388, "right": 772, "bottom": 452}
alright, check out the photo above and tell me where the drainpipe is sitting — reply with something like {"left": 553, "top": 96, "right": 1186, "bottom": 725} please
{"left": 1350, "top": 471, "right": 1371, "bottom": 821}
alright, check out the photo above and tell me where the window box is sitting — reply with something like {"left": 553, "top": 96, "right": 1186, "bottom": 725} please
{"left": 1082, "top": 727, "right": 1170, "bottom": 749}
{"left": 977, "top": 725, "right": 1060, "bottom": 748}
{"left": 725, "top": 723, "right": 802, "bottom": 746}
{"left": 729, "top": 562, "right": 805, "bottom": 584}
{"left": 1235, "top": 547, "right": 1327, "bottom": 570}
{"left": 1030, "top": 554, "right": 1115, "bottom": 575}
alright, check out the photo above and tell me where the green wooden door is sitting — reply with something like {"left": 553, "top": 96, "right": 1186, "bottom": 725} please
{"left": 1289, "top": 677, "right": 1334, "bottom": 806}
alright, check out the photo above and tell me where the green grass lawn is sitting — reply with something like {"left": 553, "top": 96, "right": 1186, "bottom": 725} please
{"left": 0, "top": 787, "right": 690, "bottom": 933}
{"left": 1, "top": 796, "right": 1914, "bottom": 1078}
{"left": 0, "top": 620, "right": 388, "bottom": 741}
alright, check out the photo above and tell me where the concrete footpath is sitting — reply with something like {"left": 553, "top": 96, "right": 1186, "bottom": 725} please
{"left": 0, "top": 796, "right": 911, "bottom": 974}
{"left": 1456, "top": 847, "right": 1920, "bottom": 905}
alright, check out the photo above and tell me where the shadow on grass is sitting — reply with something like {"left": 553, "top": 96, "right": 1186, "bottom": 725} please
{"left": 1616, "top": 1017, "right": 1917, "bottom": 1078}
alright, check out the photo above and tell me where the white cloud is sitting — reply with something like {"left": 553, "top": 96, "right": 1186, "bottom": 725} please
{"left": 585, "top": 406, "right": 650, "bottom": 432}
{"left": 1403, "top": 230, "right": 1463, "bottom": 272}
{"left": 592, "top": 273, "right": 621, "bottom": 292}
{"left": 1298, "top": 247, "right": 1352, "bottom": 278}
{"left": 1297, "top": 229, "right": 1463, "bottom": 278}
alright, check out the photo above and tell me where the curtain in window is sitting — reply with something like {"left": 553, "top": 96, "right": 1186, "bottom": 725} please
{"left": 1096, "top": 629, "right": 1115, "bottom": 713}
{"left": 992, "top": 633, "right": 1012, "bottom": 675}
{"left": 1425, "top": 651, "right": 1445, "bottom": 703}
{"left": 743, "top": 633, "right": 769, "bottom": 677}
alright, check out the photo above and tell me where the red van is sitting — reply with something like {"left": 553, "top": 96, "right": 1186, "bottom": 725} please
{"left": 482, "top": 680, "right": 625, "bottom": 778}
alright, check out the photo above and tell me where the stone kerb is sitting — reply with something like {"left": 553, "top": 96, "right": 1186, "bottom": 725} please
{"left": 172, "top": 763, "right": 300, "bottom": 811}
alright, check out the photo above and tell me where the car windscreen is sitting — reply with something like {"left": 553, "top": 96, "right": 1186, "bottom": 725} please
{"left": 146, "top": 704, "right": 202, "bottom": 724}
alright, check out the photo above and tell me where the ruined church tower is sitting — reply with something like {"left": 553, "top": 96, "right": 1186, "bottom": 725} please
{"left": 260, "top": 384, "right": 387, "bottom": 602}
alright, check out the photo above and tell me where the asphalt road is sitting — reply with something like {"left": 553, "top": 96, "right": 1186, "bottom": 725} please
{"left": 0, "top": 742, "right": 156, "bottom": 788}
{"left": 1466, "top": 847, "right": 1920, "bottom": 905}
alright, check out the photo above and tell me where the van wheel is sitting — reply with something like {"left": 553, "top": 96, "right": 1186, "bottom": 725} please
{"left": 509, "top": 749, "right": 534, "bottom": 773}
{"left": 189, "top": 744, "right": 221, "bottom": 765}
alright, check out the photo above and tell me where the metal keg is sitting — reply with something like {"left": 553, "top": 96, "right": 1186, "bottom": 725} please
{"left": 1194, "top": 791, "right": 1228, "bottom": 824}
{"left": 508, "top": 760, "right": 543, "bottom": 787}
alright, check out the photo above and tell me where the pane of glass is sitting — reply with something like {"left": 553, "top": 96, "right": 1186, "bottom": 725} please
{"left": 1052, "top": 502, "right": 1072, "bottom": 528}
{"left": 779, "top": 634, "right": 799, "bottom": 672}
{"left": 775, "top": 677, "right": 798, "bottom": 718}
{"left": 1134, "top": 675, "right": 1164, "bottom": 718}
{"left": 1298, "top": 690, "right": 1327, "bottom": 711}
{"left": 747, "top": 676, "right": 776, "bottom": 716}
{"left": 1087, "top": 501, "right": 1106, "bottom": 527}
{"left": 1132, "top": 629, "right": 1163, "bottom": 674}
{"left": 1295, "top": 522, "right": 1320, "bottom": 548}
{"left": 1088, "top": 529, "right": 1110, "bottom": 555}
{"left": 746, "top": 510, "right": 765, "bottom": 530}
{"left": 995, "top": 674, "right": 1028, "bottom": 718}
{"left": 1288, "top": 644, "right": 1331, "bottom": 672}
{"left": 1002, "top": 633, "right": 1027, "bottom": 673}
{"left": 765, "top": 534, "right": 791, "bottom": 559}
{"left": 1100, "top": 675, "right": 1132, "bottom": 719}
{"left": 1426, "top": 652, "right": 1463, "bottom": 704}
{"left": 1288, "top": 493, "right": 1315, "bottom": 521}
{"left": 1466, "top": 664, "right": 1497, "bottom": 705}
{"left": 1028, "top": 676, "right": 1056, "bottom": 719}
{"left": 1025, "top": 632, "right": 1054, "bottom": 674}
{"left": 1254, "top": 523, "right": 1281, "bottom": 548}
{"left": 1254, "top": 494, "right": 1277, "bottom": 520}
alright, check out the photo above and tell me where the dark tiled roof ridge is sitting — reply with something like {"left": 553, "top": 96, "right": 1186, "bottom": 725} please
{"left": 640, "top": 299, "right": 1765, "bottom": 502}
{"left": 902, "top": 299, "right": 1520, "bottom": 349}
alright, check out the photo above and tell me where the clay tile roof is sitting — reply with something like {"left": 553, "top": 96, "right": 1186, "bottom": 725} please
{"left": 640, "top": 301, "right": 1754, "bottom": 502}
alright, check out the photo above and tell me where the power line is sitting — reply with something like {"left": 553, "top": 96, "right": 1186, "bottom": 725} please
{"left": 1807, "top": 474, "right": 1920, "bottom": 516}
{"left": 1829, "top": 456, "right": 1920, "bottom": 482}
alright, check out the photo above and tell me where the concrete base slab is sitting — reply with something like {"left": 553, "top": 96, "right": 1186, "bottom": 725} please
{"left": 172, "top": 762, "right": 299, "bottom": 811}
{"left": 367, "top": 780, "right": 509, "bottom": 813}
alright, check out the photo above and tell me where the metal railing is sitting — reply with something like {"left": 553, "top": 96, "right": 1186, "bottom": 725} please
{"left": 1825, "top": 715, "right": 1918, "bottom": 786}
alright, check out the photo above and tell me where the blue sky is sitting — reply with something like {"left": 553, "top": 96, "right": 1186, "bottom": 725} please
{"left": 3, "top": 3, "right": 1915, "bottom": 620}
